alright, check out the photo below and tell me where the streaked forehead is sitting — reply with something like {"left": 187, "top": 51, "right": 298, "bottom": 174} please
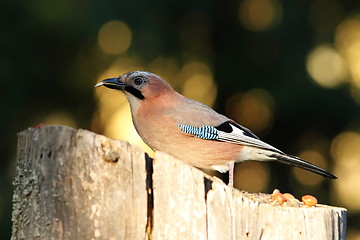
{"left": 124, "top": 71, "right": 155, "bottom": 78}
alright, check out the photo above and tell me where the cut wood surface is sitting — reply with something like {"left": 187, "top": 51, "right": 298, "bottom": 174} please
{"left": 12, "top": 126, "right": 347, "bottom": 240}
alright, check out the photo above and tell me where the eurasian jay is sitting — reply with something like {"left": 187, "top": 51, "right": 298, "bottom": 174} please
{"left": 95, "top": 71, "right": 336, "bottom": 186}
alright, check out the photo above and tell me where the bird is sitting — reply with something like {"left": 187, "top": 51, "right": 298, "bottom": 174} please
{"left": 95, "top": 71, "right": 337, "bottom": 186}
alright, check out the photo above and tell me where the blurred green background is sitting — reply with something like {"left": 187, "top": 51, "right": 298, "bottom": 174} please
{"left": 2, "top": 0, "right": 360, "bottom": 238}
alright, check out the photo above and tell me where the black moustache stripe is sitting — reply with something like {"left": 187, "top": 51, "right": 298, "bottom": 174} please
{"left": 124, "top": 86, "right": 145, "bottom": 100}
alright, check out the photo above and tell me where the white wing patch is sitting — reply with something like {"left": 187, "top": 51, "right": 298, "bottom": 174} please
{"left": 217, "top": 123, "right": 284, "bottom": 154}
{"left": 178, "top": 122, "right": 337, "bottom": 179}
{"left": 178, "top": 121, "right": 284, "bottom": 154}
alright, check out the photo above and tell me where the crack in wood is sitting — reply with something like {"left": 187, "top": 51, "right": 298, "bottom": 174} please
{"left": 204, "top": 177, "right": 212, "bottom": 201}
{"left": 11, "top": 126, "right": 348, "bottom": 240}
{"left": 145, "top": 153, "right": 154, "bottom": 240}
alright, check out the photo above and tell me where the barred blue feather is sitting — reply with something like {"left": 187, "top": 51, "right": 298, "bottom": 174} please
{"left": 178, "top": 124, "right": 219, "bottom": 140}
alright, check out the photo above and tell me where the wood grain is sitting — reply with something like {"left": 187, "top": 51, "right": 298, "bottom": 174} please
{"left": 12, "top": 126, "right": 147, "bottom": 239}
{"left": 11, "top": 126, "right": 347, "bottom": 240}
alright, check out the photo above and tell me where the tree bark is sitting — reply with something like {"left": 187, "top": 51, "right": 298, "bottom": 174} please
{"left": 12, "top": 126, "right": 347, "bottom": 240}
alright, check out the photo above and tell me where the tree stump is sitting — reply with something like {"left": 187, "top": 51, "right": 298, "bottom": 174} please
{"left": 11, "top": 126, "right": 347, "bottom": 240}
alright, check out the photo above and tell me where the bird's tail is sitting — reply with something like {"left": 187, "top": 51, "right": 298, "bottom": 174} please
{"left": 269, "top": 153, "right": 337, "bottom": 179}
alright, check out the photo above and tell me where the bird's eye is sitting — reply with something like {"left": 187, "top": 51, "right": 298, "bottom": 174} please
{"left": 133, "top": 77, "right": 144, "bottom": 86}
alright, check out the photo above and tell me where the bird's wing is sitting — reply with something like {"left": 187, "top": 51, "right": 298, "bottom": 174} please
{"left": 177, "top": 121, "right": 337, "bottom": 179}
{"left": 178, "top": 121, "right": 284, "bottom": 154}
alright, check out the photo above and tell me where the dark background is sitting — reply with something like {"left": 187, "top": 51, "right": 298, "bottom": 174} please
{"left": 2, "top": 0, "right": 360, "bottom": 238}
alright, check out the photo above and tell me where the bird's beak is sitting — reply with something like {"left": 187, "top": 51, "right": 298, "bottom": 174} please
{"left": 95, "top": 77, "right": 127, "bottom": 91}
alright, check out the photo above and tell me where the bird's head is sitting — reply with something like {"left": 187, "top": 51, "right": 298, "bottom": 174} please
{"left": 95, "top": 71, "right": 175, "bottom": 111}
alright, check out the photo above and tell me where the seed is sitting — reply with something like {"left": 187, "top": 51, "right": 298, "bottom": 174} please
{"left": 302, "top": 195, "right": 317, "bottom": 207}
{"left": 273, "top": 193, "right": 287, "bottom": 204}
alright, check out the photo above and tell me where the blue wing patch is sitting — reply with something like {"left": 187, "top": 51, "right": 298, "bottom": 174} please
{"left": 178, "top": 122, "right": 284, "bottom": 154}
{"left": 178, "top": 124, "right": 219, "bottom": 140}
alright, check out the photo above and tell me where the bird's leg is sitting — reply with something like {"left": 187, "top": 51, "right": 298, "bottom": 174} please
{"left": 228, "top": 162, "right": 235, "bottom": 187}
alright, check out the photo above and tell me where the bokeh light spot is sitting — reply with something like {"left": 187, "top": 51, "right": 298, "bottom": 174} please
{"left": 331, "top": 131, "right": 360, "bottom": 163}
{"left": 331, "top": 131, "right": 360, "bottom": 211}
{"left": 306, "top": 44, "right": 346, "bottom": 88}
{"left": 336, "top": 15, "right": 360, "bottom": 89}
{"left": 98, "top": 20, "right": 132, "bottom": 55}
{"left": 239, "top": 0, "right": 283, "bottom": 32}
{"left": 226, "top": 89, "right": 274, "bottom": 133}
{"left": 104, "top": 104, "right": 153, "bottom": 157}
{"left": 293, "top": 150, "right": 327, "bottom": 186}
{"left": 181, "top": 62, "right": 217, "bottom": 107}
